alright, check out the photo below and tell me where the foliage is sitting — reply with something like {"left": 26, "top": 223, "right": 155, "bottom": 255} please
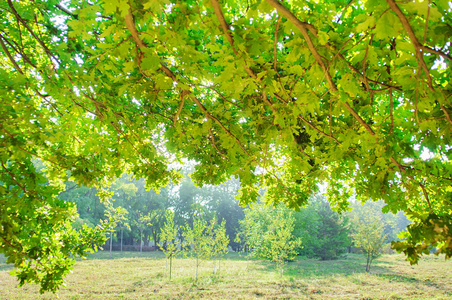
{"left": 1, "top": 0, "right": 451, "bottom": 291}
{"left": 159, "top": 210, "right": 180, "bottom": 280}
{"left": 294, "top": 196, "right": 351, "bottom": 260}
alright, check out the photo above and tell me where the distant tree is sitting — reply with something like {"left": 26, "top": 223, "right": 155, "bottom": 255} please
{"left": 294, "top": 196, "right": 350, "bottom": 260}
{"left": 117, "top": 216, "right": 130, "bottom": 255}
{"left": 105, "top": 204, "right": 128, "bottom": 259}
{"left": 159, "top": 210, "right": 180, "bottom": 280}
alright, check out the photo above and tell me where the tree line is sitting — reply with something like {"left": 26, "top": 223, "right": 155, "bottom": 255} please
{"left": 61, "top": 171, "right": 410, "bottom": 273}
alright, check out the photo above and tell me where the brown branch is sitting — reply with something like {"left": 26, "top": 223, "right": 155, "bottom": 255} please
{"left": 266, "top": 0, "right": 382, "bottom": 139}
{"left": 7, "top": 0, "right": 58, "bottom": 63}
{"left": 266, "top": 0, "right": 336, "bottom": 92}
{"left": 361, "top": 35, "right": 374, "bottom": 93}
{"left": 0, "top": 34, "right": 37, "bottom": 69}
{"left": 188, "top": 94, "right": 250, "bottom": 156}
{"left": 389, "top": 157, "right": 433, "bottom": 210}
{"left": 262, "top": 90, "right": 276, "bottom": 114}
{"left": 210, "top": 0, "right": 257, "bottom": 79}
{"left": 124, "top": 12, "right": 146, "bottom": 49}
{"left": 210, "top": 0, "right": 237, "bottom": 56}
{"left": 298, "top": 116, "right": 341, "bottom": 144}
{"left": 274, "top": 15, "right": 282, "bottom": 74}
{"left": 389, "top": 89, "right": 394, "bottom": 134}
{"left": 342, "top": 102, "right": 376, "bottom": 135}
{"left": 173, "top": 91, "right": 186, "bottom": 126}
{"left": 125, "top": 7, "right": 250, "bottom": 157}
{"left": 55, "top": 4, "right": 77, "bottom": 18}
{"left": 420, "top": 45, "right": 452, "bottom": 61}
{"left": 385, "top": 0, "right": 433, "bottom": 90}
{"left": 423, "top": 0, "right": 430, "bottom": 44}
{"left": 0, "top": 36, "right": 24, "bottom": 74}
{"left": 440, "top": 105, "right": 452, "bottom": 126}
{"left": 196, "top": 84, "right": 244, "bottom": 110}
{"left": 419, "top": 182, "right": 433, "bottom": 211}
{"left": 209, "top": 129, "right": 226, "bottom": 157}
{"left": 337, "top": 0, "right": 354, "bottom": 22}
{"left": 337, "top": 51, "right": 402, "bottom": 91}
{"left": 0, "top": 160, "right": 27, "bottom": 195}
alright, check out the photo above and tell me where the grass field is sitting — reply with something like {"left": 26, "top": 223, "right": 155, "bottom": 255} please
{"left": 0, "top": 251, "right": 450, "bottom": 299}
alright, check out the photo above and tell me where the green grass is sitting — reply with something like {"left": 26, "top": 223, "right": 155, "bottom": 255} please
{"left": 0, "top": 252, "right": 450, "bottom": 299}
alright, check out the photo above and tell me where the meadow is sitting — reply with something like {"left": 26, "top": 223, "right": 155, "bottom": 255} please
{"left": 0, "top": 251, "right": 450, "bottom": 299}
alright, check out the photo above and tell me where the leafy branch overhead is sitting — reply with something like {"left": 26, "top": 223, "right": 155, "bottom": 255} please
{"left": 0, "top": 0, "right": 451, "bottom": 292}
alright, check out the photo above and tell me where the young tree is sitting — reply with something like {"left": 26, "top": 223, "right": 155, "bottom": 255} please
{"left": 353, "top": 216, "right": 387, "bottom": 272}
{"left": 349, "top": 202, "right": 387, "bottom": 272}
{"left": 240, "top": 203, "right": 301, "bottom": 277}
{"left": 182, "top": 214, "right": 212, "bottom": 281}
{"left": 159, "top": 210, "right": 180, "bottom": 280}
{"left": 264, "top": 208, "right": 301, "bottom": 277}
{"left": 212, "top": 220, "right": 230, "bottom": 274}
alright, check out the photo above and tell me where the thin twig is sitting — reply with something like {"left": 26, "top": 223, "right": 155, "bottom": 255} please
{"left": 1, "top": 160, "right": 28, "bottom": 194}
{"left": 273, "top": 16, "right": 282, "bottom": 74}
{"left": 389, "top": 89, "right": 394, "bottom": 134}
{"left": 173, "top": 91, "right": 186, "bottom": 126}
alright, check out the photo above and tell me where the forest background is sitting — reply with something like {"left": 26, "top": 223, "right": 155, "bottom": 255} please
{"left": 60, "top": 161, "right": 410, "bottom": 261}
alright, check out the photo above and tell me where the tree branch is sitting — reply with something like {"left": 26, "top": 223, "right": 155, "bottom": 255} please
{"left": 124, "top": 8, "right": 250, "bottom": 157}
{"left": 440, "top": 105, "right": 452, "bottom": 126}
{"left": 55, "top": 4, "right": 78, "bottom": 19}
{"left": 0, "top": 33, "right": 37, "bottom": 69}
{"left": 274, "top": 15, "right": 282, "bottom": 74}
{"left": 0, "top": 160, "right": 27, "bottom": 195}
{"left": 7, "top": 0, "right": 58, "bottom": 63}
{"left": 266, "top": 0, "right": 336, "bottom": 92}
{"left": 210, "top": 0, "right": 257, "bottom": 79}
{"left": 389, "top": 89, "right": 394, "bottom": 134}
{"left": 173, "top": 91, "right": 186, "bottom": 126}
{"left": 385, "top": 0, "right": 433, "bottom": 90}
{"left": 0, "top": 36, "right": 23, "bottom": 74}
{"left": 188, "top": 94, "right": 250, "bottom": 156}
{"left": 420, "top": 45, "right": 452, "bottom": 61}
{"left": 209, "top": 129, "right": 226, "bottom": 157}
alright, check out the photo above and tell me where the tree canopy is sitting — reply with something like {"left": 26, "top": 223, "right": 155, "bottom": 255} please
{"left": 0, "top": 0, "right": 451, "bottom": 292}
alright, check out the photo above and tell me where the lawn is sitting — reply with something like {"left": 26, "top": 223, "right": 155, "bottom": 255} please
{"left": 0, "top": 251, "right": 450, "bottom": 299}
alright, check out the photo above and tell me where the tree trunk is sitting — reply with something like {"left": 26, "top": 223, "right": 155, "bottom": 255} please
{"left": 196, "top": 256, "right": 199, "bottom": 281}
{"left": 120, "top": 227, "right": 123, "bottom": 255}
{"left": 153, "top": 230, "right": 157, "bottom": 248}
{"left": 169, "top": 256, "right": 172, "bottom": 280}
{"left": 218, "top": 255, "right": 221, "bottom": 274}
{"left": 366, "top": 254, "right": 371, "bottom": 272}
{"left": 109, "top": 231, "right": 113, "bottom": 259}
{"left": 140, "top": 230, "right": 143, "bottom": 255}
